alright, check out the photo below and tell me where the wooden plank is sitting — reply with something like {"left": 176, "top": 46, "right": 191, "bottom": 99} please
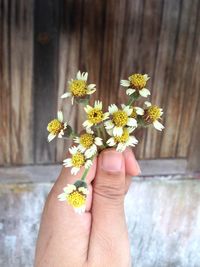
{"left": 0, "top": 159, "right": 189, "bottom": 184}
{"left": 145, "top": 0, "right": 182, "bottom": 158}
{"left": 56, "top": 0, "right": 83, "bottom": 162}
{"left": 9, "top": 0, "right": 34, "bottom": 164}
{"left": 176, "top": 0, "right": 200, "bottom": 157}
{"left": 160, "top": 0, "right": 199, "bottom": 158}
{"left": 0, "top": 0, "right": 11, "bottom": 165}
{"left": 34, "top": 0, "right": 60, "bottom": 163}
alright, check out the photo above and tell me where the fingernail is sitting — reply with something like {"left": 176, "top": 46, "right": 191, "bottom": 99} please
{"left": 102, "top": 151, "right": 123, "bottom": 172}
{"left": 135, "top": 160, "right": 141, "bottom": 174}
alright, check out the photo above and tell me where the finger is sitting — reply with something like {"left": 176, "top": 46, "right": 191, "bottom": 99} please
{"left": 124, "top": 148, "right": 141, "bottom": 176}
{"left": 88, "top": 149, "right": 131, "bottom": 266}
{"left": 35, "top": 158, "right": 97, "bottom": 267}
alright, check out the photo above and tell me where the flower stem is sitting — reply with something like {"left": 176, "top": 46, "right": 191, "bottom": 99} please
{"left": 127, "top": 97, "right": 135, "bottom": 106}
{"left": 81, "top": 167, "right": 90, "bottom": 181}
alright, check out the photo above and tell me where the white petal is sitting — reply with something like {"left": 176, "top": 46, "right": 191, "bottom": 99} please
{"left": 63, "top": 158, "right": 73, "bottom": 167}
{"left": 74, "top": 137, "right": 80, "bottom": 143}
{"left": 83, "top": 120, "right": 93, "bottom": 128}
{"left": 128, "top": 136, "right": 138, "bottom": 145}
{"left": 104, "top": 120, "right": 114, "bottom": 129}
{"left": 123, "top": 105, "right": 133, "bottom": 116}
{"left": 58, "top": 193, "right": 67, "bottom": 201}
{"left": 108, "top": 104, "right": 118, "bottom": 114}
{"left": 139, "top": 88, "right": 150, "bottom": 97}
{"left": 94, "top": 137, "right": 103, "bottom": 146}
{"left": 84, "top": 105, "right": 93, "bottom": 113}
{"left": 64, "top": 184, "right": 76, "bottom": 193}
{"left": 120, "top": 79, "right": 130, "bottom": 87}
{"left": 135, "top": 107, "right": 144, "bottom": 115}
{"left": 126, "top": 88, "right": 136, "bottom": 96}
{"left": 153, "top": 120, "right": 164, "bottom": 131}
{"left": 69, "top": 146, "right": 78, "bottom": 154}
{"left": 82, "top": 72, "right": 88, "bottom": 81}
{"left": 94, "top": 100, "right": 102, "bottom": 109}
{"left": 48, "top": 133, "right": 56, "bottom": 142}
{"left": 74, "top": 205, "right": 86, "bottom": 214}
{"left": 85, "top": 145, "right": 97, "bottom": 158}
{"left": 103, "top": 112, "right": 110, "bottom": 120}
{"left": 87, "top": 88, "right": 96, "bottom": 94}
{"left": 143, "top": 74, "right": 150, "bottom": 81}
{"left": 113, "top": 126, "right": 123, "bottom": 136}
{"left": 107, "top": 137, "right": 116, "bottom": 147}
{"left": 61, "top": 92, "right": 71, "bottom": 99}
{"left": 57, "top": 111, "right": 63, "bottom": 122}
{"left": 127, "top": 127, "right": 135, "bottom": 133}
{"left": 144, "top": 101, "right": 152, "bottom": 107}
{"left": 85, "top": 160, "right": 93, "bottom": 169}
{"left": 116, "top": 143, "right": 126, "bottom": 152}
{"left": 127, "top": 118, "right": 137, "bottom": 127}
{"left": 78, "top": 187, "right": 89, "bottom": 195}
{"left": 71, "top": 167, "right": 80, "bottom": 175}
{"left": 76, "top": 71, "right": 82, "bottom": 80}
{"left": 77, "top": 144, "right": 86, "bottom": 153}
{"left": 87, "top": 84, "right": 96, "bottom": 90}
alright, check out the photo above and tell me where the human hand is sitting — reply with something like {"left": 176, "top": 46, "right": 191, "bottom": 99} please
{"left": 34, "top": 148, "right": 141, "bottom": 267}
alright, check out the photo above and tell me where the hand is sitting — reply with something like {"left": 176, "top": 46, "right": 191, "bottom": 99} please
{"left": 34, "top": 148, "right": 141, "bottom": 267}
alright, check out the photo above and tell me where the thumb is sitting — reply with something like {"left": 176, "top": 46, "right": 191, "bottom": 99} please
{"left": 88, "top": 149, "right": 131, "bottom": 267}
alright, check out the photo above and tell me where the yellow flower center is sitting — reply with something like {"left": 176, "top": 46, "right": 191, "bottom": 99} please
{"left": 129, "top": 74, "right": 146, "bottom": 89}
{"left": 114, "top": 128, "right": 129, "bottom": 143}
{"left": 67, "top": 191, "right": 86, "bottom": 208}
{"left": 80, "top": 133, "right": 94, "bottom": 148}
{"left": 113, "top": 110, "right": 128, "bottom": 127}
{"left": 147, "top": 106, "right": 161, "bottom": 121}
{"left": 71, "top": 152, "right": 85, "bottom": 167}
{"left": 131, "top": 108, "right": 137, "bottom": 119}
{"left": 69, "top": 80, "right": 87, "bottom": 97}
{"left": 88, "top": 108, "right": 104, "bottom": 125}
{"left": 47, "top": 119, "right": 63, "bottom": 134}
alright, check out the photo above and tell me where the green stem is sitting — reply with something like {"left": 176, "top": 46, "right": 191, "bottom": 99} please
{"left": 81, "top": 167, "right": 90, "bottom": 181}
{"left": 127, "top": 97, "right": 135, "bottom": 106}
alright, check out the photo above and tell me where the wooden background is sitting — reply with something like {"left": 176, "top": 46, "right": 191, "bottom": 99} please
{"left": 0, "top": 0, "right": 200, "bottom": 170}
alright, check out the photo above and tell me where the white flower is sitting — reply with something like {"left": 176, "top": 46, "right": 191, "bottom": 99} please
{"left": 120, "top": 73, "right": 150, "bottom": 98}
{"left": 61, "top": 71, "right": 96, "bottom": 104}
{"left": 104, "top": 104, "right": 137, "bottom": 136}
{"left": 47, "top": 111, "right": 67, "bottom": 142}
{"left": 83, "top": 100, "right": 109, "bottom": 129}
{"left": 107, "top": 127, "right": 138, "bottom": 152}
{"left": 63, "top": 146, "right": 93, "bottom": 175}
{"left": 58, "top": 183, "right": 89, "bottom": 213}
{"left": 144, "top": 101, "right": 164, "bottom": 131}
{"left": 74, "top": 129, "right": 103, "bottom": 158}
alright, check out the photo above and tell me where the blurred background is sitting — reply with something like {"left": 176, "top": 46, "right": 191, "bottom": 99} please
{"left": 0, "top": 0, "right": 200, "bottom": 266}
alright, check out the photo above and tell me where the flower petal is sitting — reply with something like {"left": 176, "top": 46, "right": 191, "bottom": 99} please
{"left": 61, "top": 92, "right": 71, "bottom": 99}
{"left": 113, "top": 126, "right": 123, "bottom": 136}
{"left": 57, "top": 111, "right": 63, "bottom": 122}
{"left": 144, "top": 101, "right": 152, "bottom": 107}
{"left": 107, "top": 137, "right": 116, "bottom": 147}
{"left": 153, "top": 120, "right": 164, "bottom": 131}
{"left": 48, "top": 133, "right": 56, "bottom": 142}
{"left": 94, "top": 137, "right": 103, "bottom": 146}
{"left": 120, "top": 79, "right": 130, "bottom": 87}
{"left": 126, "top": 88, "right": 135, "bottom": 96}
{"left": 139, "top": 88, "right": 150, "bottom": 97}
{"left": 71, "top": 167, "right": 80, "bottom": 175}
{"left": 127, "top": 118, "right": 137, "bottom": 127}
{"left": 108, "top": 104, "right": 118, "bottom": 114}
{"left": 135, "top": 107, "right": 144, "bottom": 115}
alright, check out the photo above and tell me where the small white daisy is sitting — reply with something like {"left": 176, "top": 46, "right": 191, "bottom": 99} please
{"left": 104, "top": 104, "right": 137, "bottom": 136}
{"left": 83, "top": 100, "right": 109, "bottom": 129}
{"left": 74, "top": 129, "right": 103, "bottom": 158}
{"left": 63, "top": 146, "right": 93, "bottom": 175}
{"left": 144, "top": 101, "right": 164, "bottom": 131}
{"left": 61, "top": 71, "right": 96, "bottom": 104}
{"left": 58, "top": 183, "right": 89, "bottom": 213}
{"left": 47, "top": 111, "right": 67, "bottom": 142}
{"left": 107, "top": 127, "right": 138, "bottom": 152}
{"left": 120, "top": 73, "right": 150, "bottom": 98}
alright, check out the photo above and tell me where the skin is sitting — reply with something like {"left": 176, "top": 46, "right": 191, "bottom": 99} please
{"left": 34, "top": 148, "right": 141, "bottom": 267}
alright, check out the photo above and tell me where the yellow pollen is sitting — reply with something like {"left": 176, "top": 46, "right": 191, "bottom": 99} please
{"left": 113, "top": 110, "right": 128, "bottom": 127}
{"left": 67, "top": 191, "right": 86, "bottom": 208}
{"left": 129, "top": 74, "right": 146, "bottom": 89}
{"left": 69, "top": 80, "right": 87, "bottom": 97}
{"left": 80, "top": 133, "right": 94, "bottom": 148}
{"left": 47, "top": 119, "right": 63, "bottom": 134}
{"left": 131, "top": 108, "right": 137, "bottom": 119}
{"left": 114, "top": 129, "right": 129, "bottom": 143}
{"left": 147, "top": 106, "right": 161, "bottom": 121}
{"left": 88, "top": 108, "right": 104, "bottom": 124}
{"left": 71, "top": 152, "right": 85, "bottom": 167}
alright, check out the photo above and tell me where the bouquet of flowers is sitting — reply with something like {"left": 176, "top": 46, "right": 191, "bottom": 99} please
{"left": 47, "top": 71, "right": 164, "bottom": 213}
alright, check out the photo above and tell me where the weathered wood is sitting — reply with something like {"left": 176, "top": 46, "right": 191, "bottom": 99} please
{"left": 33, "top": 0, "right": 60, "bottom": 163}
{"left": 0, "top": 0, "right": 11, "bottom": 165}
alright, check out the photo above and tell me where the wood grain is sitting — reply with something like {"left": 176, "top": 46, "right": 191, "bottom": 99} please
{"left": 0, "top": 0, "right": 200, "bottom": 169}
